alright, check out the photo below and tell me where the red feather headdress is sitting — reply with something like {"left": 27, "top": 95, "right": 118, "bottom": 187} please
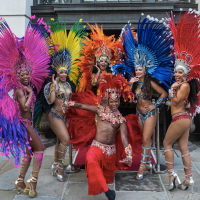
{"left": 166, "top": 10, "right": 200, "bottom": 81}
{"left": 97, "top": 72, "right": 134, "bottom": 104}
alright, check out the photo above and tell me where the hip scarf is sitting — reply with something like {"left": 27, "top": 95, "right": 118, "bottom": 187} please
{"left": 86, "top": 140, "right": 116, "bottom": 195}
{"left": 171, "top": 112, "right": 191, "bottom": 123}
{"left": 50, "top": 108, "right": 66, "bottom": 123}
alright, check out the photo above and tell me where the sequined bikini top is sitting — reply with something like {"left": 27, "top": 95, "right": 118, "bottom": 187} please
{"left": 56, "top": 82, "right": 72, "bottom": 101}
{"left": 135, "top": 93, "right": 148, "bottom": 100}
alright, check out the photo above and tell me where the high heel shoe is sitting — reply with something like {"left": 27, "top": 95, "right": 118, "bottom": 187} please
{"left": 27, "top": 177, "right": 38, "bottom": 198}
{"left": 51, "top": 162, "right": 58, "bottom": 176}
{"left": 56, "top": 164, "right": 65, "bottom": 182}
{"left": 14, "top": 178, "right": 29, "bottom": 195}
{"left": 178, "top": 176, "right": 194, "bottom": 193}
{"left": 136, "top": 163, "right": 147, "bottom": 180}
{"left": 146, "top": 163, "right": 153, "bottom": 174}
{"left": 168, "top": 171, "right": 181, "bottom": 191}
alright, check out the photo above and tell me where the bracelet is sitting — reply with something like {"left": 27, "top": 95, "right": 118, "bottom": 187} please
{"left": 125, "top": 144, "right": 132, "bottom": 160}
{"left": 65, "top": 101, "right": 75, "bottom": 107}
{"left": 94, "top": 75, "right": 99, "bottom": 83}
{"left": 154, "top": 97, "right": 165, "bottom": 107}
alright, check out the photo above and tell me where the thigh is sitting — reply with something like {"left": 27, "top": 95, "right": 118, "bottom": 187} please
{"left": 164, "top": 119, "right": 191, "bottom": 146}
{"left": 48, "top": 112, "right": 69, "bottom": 143}
{"left": 143, "top": 113, "right": 157, "bottom": 139}
{"left": 138, "top": 117, "right": 144, "bottom": 132}
{"left": 26, "top": 124, "right": 44, "bottom": 151}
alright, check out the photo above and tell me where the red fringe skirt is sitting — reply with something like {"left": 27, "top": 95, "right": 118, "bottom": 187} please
{"left": 85, "top": 144, "right": 116, "bottom": 195}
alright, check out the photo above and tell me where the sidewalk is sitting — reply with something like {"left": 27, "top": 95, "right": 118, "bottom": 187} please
{"left": 0, "top": 142, "right": 200, "bottom": 200}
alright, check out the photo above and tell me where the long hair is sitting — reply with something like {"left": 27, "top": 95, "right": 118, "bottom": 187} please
{"left": 188, "top": 79, "right": 199, "bottom": 114}
{"left": 132, "top": 69, "right": 152, "bottom": 100}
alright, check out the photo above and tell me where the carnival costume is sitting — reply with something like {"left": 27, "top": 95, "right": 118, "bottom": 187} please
{"left": 67, "top": 72, "right": 142, "bottom": 197}
{"left": 164, "top": 10, "right": 200, "bottom": 192}
{"left": 44, "top": 19, "right": 86, "bottom": 181}
{"left": 112, "top": 16, "right": 174, "bottom": 179}
{"left": 0, "top": 16, "right": 51, "bottom": 196}
{"left": 76, "top": 23, "right": 119, "bottom": 93}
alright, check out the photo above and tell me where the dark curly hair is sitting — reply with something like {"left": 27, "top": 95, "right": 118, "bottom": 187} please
{"left": 132, "top": 69, "right": 152, "bottom": 100}
{"left": 188, "top": 79, "right": 199, "bottom": 114}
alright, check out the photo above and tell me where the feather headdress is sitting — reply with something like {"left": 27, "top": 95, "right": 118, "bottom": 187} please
{"left": 76, "top": 23, "right": 117, "bottom": 92}
{"left": 97, "top": 72, "right": 134, "bottom": 103}
{"left": 47, "top": 18, "right": 86, "bottom": 86}
{"left": 113, "top": 16, "right": 175, "bottom": 88}
{"left": 166, "top": 10, "right": 200, "bottom": 81}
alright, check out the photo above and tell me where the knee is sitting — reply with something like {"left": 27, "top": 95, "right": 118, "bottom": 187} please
{"left": 142, "top": 137, "right": 151, "bottom": 147}
{"left": 178, "top": 143, "right": 188, "bottom": 153}
{"left": 60, "top": 138, "right": 69, "bottom": 146}
{"left": 163, "top": 140, "right": 172, "bottom": 150}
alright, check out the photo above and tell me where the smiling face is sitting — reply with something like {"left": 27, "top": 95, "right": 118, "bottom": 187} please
{"left": 135, "top": 66, "right": 145, "bottom": 78}
{"left": 108, "top": 98, "right": 120, "bottom": 112}
{"left": 99, "top": 58, "right": 108, "bottom": 71}
{"left": 19, "top": 70, "right": 30, "bottom": 86}
{"left": 58, "top": 70, "right": 68, "bottom": 82}
{"left": 174, "top": 69, "right": 185, "bottom": 83}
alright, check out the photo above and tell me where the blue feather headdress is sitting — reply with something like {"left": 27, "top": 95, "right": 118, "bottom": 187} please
{"left": 114, "top": 16, "right": 175, "bottom": 88}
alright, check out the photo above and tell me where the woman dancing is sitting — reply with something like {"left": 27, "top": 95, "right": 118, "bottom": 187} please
{"left": 163, "top": 10, "right": 200, "bottom": 192}
{"left": 113, "top": 16, "right": 174, "bottom": 179}
{"left": 44, "top": 19, "right": 85, "bottom": 181}
{"left": 0, "top": 17, "right": 51, "bottom": 197}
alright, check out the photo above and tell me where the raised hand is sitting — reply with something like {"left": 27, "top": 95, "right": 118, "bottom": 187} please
{"left": 26, "top": 87, "right": 32, "bottom": 97}
{"left": 52, "top": 74, "right": 57, "bottom": 85}
{"left": 94, "top": 63, "right": 100, "bottom": 72}
{"left": 129, "top": 77, "right": 139, "bottom": 84}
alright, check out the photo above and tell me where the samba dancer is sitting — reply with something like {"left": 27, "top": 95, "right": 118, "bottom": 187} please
{"left": 0, "top": 17, "right": 51, "bottom": 197}
{"left": 44, "top": 19, "right": 85, "bottom": 181}
{"left": 163, "top": 10, "right": 200, "bottom": 192}
{"left": 113, "top": 16, "right": 174, "bottom": 179}
{"left": 63, "top": 72, "right": 139, "bottom": 200}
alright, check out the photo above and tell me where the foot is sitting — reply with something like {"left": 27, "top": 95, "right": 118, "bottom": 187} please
{"left": 57, "top": 164, "right": 65, "bottom": 181}
{"left": 182, "top": 177, "right": 190, "bottom": 187}
{"left": 105, "top": 189, "right": 116, "bottom": 200}
{"left": 169, "top": 173, "right": 175, "bottom": 185}
{"left": 136, "top": 163, "right": 146, "bottom": 179}
{"left": 16, "top": 180, "right": 26, "bottom": 190}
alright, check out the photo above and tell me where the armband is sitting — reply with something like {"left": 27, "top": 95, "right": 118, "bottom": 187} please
{"left": 154, "top": 97, "right": 165, "bottom": 107}
{"left": 168, "top": 87, "right": 177, "bottom": 98}
{"left": 125, "top": 144, "right": 132, "bottom": 160}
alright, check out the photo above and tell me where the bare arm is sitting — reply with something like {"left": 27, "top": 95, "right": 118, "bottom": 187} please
{"left": 15, "top": 88, "right": 32, "bottom": 112}
{"left": 151, "top": 81, "right": 167, "bottom": 99}
{"left": 48, "top": 84, "right": 56, "bottom": 103}
{"left": 120, "top": 122, "right": 129, "bottom": 149}
{"left": 172, "top": 83, "right": 190, "bottom": 106}
{"left": 71, "top": 103, "right": 98, "bottom": 114}
{"left": 91, "top": 63, "right": 101, "bottom": 86}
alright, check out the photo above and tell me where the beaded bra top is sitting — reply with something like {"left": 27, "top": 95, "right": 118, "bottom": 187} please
{"left": 97, "top": 105, "right": 126, "bottom": 124}
{"left": 56, "top": 82, "right": 72, "bottom": 102}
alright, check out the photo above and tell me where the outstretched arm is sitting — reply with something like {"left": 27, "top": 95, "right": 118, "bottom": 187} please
{"left": 63, "top": 102, "right": 98, "bottom": 114}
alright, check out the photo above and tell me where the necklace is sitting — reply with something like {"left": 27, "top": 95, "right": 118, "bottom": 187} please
{"left": 138, "top": 81, "right": 144, "bottom": 90}
{"left": 97, "top": 105, "right": 126, "bottom": 124}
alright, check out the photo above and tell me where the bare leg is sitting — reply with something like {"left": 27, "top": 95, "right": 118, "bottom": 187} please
{"left": 163, "top": 118, "right": 191, "bottom": 184}
{"left": 136, "top": 114, "right": 156, "bottom": 179}
{"left": 25, "top": 124, "right": 45, "bottom": 193}
{"left": 178, "top": 128, "right": 192, "bottom": 186}
{"left": 48, "top": 113, "right": 69, "bottom": 180}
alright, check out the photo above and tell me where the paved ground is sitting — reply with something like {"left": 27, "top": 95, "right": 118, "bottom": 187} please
{"left": 0, "top": 142, "right": 200, "bottom": 200}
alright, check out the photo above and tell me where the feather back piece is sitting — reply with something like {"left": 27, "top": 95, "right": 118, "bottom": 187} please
{"left": 122, "top": 16, "right": 174, "bottom": 88}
